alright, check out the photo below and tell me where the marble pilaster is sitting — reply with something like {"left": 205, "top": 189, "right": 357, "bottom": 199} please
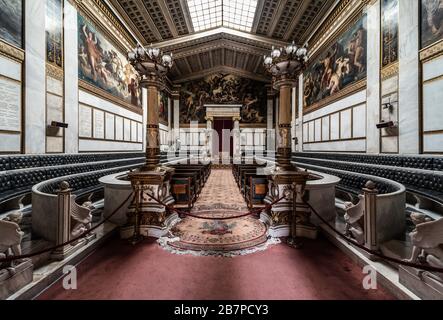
{"left": 398, "top": 0, "right": 420, "bottom": 154}
{"left": 25, "top": 0, "right": 46, "bottom": 154}
{"left": 64, "top": 0, "right": 79, "bottom": 153}
{"left": 366, "top": 0, "right": 381, "bottom": 154}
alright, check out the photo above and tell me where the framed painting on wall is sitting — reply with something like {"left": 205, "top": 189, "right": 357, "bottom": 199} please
{"left": 77, "top": 13, "right": 142, "bottom": 108}
{"left": 303, "top": 15, "right": 367, "bottom": 109}
{"left": 421, "top": 0, "right": 443, "bottom": 48}
{"left": 0, "top": 0, "right": 23, "bottom": 48}
{"left": 382, "top": 0, "right": 399, "bottom": 67}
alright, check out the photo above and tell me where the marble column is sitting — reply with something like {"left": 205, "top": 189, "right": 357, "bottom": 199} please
{"left": 205, "top": 116, "right": 213, "bottom": 159}
{"left": 233, "top": 116, "right": 241, "bottom": 162}
{"left": 142, "top": 88, "right": 148, "bottom": 151}
{"left": 291, "top": 86, "right": 297, "bottom": 152}
{"left": 398, "top": 0, "right": 420, "bottom": 154}
{"left": 296, "top": 74, "right": 304, "bottom": 152}
{"left": 64, "top": 0, "right": 79, "bottom": 154}
{"left": 366, "top": 0, "right": 381, "bottom": 154}
{"left": 144, "top": 82, "right": 161, "bottom": 169}
{"left": 266, "top": 88, "right": 275, "bottom": 157}
{"left": 25, "top": 0, "right": 46, "bottom": 154}
{"left": 172, "top": 88, "right": 180, "bottom": 152}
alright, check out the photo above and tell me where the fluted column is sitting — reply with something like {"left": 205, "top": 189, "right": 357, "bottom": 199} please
{"left": 233, "top": 116, "right": 241, "bottom": 161}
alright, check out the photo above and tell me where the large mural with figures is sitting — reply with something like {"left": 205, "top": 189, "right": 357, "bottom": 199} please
{"left": 382, "top": 0, "right": 398, "bottom": 67}
{"left": 179, "top": 74, "right": 267, "bottom": 124}
{"left": 303, "top": 15, "right": 367, "bottom": 108}
{"left": 0, "top": 0, "right": 22, "bottom": 48}
{"left": 159, "top": 91, "right": 169, "bottom": 126}
{"left": 421, "top": 0, "right": 443, "bottom": 48}
{"left": 78, "top": 14, "right": 141, "bottom": 107}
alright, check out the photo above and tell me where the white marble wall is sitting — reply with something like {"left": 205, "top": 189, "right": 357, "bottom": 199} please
{"left": 423, "top": 55, "right": 443, "bottom": 152}
{"left": 398, "top": 0, "right": 420, "bottom": 154}
{"left": 64, "top": 0, "right": 79, "bottom": 153}
{"left": 366, "top": 0, "right": 381, "bottom": 154}
{"left": 25, "top": 0, "right": 46, "bottom": 154}
{"left": 0, "top": 56, "right": 22, "bottom": 153}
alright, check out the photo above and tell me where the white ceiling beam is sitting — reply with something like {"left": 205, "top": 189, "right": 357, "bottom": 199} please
{"left": 267, "top": 0, "right": 288, "bottom": 37}
{"left": 156, "top": 0, "right": 179, "bottom": 38}
{"left": 283, "top": 0, "right": 312, "bottom": 41}
{"left": 251, "top": 0, "right": 266, "bottom": 33}
{"left": 179, "top": 0, "right": 195, "bottom": 33}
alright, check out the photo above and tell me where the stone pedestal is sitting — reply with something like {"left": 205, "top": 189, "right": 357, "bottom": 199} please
{"left": 263, "top": 168, "right": 316, "bottom": 240}
{"left": 0, "top": 259, "right": 33, "bottom": 300}
{"left": 121, "top": 167, "right": 176, "bottom": 240}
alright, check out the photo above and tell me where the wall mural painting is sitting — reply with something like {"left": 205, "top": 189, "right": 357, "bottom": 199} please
{"left": 78, "top": 14, "right": 141, "bottom": 107}
{"left": 159, "top": 91, "right": 169, "bottom": 125}
{"left": 46, "top": 0, "right": 63, "bottom": 67}
{"left": 382, "top": 0, "right": 399, "bottom": 67}
{"left": 0, "top": 0, "right": 23, "bottom": 48}
{"left": 303, "top": 15, "right": 367, "bottom": 108}
{"left": 421, "top": 0, "right": 443, "bottom": 48}
{"left": 180, "top": 74, "right": 267, "bottom": 124}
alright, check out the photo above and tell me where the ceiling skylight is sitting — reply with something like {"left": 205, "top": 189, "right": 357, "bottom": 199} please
{"left": 187, "top": 0, "right": 258, "bottom": 33}
{"left": 187, "top": 0, "right": 223, "bottom": 32}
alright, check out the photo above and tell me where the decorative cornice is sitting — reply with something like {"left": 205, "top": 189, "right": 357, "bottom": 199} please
{"left": 420, "top": 39, "right": 443, "bottom": 62}
{"left": 381, "top": 62, "right": 399, "bottom": 81}
{"left": 73, "top": 0, "right": 136, "bottom": 53}
{"left": 0, "top": 39, "right": 25, "bottom": 62}
{"left": 173, "top": 65, "right": 270, "bottom": 83}
{"left": 46, "top": 63, "right": 64, "bottom": 81}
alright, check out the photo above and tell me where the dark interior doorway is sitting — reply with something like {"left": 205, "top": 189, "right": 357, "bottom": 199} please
{"left": 213, "top": 118, "right": 233, "bottom": 157}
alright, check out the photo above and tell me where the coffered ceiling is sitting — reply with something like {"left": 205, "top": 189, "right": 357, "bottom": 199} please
{"left": 107, "top": 0, "right": 338, "bottom": 83}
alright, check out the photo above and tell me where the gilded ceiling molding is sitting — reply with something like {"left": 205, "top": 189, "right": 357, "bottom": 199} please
{"left": 308, "top": 0, "right": 364, "bottom": 57}
{"left": 0, "top": 39, "right": 25, "bottom": 62}
{"left": 173, "top": 65, "right": 270, "bottom": 84}
{"left": 420, "top": 39, "right": 443, "bottom": 63}
{"left": 72, "top": 0, "right": 136, "bottom": 53}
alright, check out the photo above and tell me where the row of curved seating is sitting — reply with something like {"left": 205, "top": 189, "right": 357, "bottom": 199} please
{"left": 0, "top": 158, "right": 146, "bottom": 204}
{"left": 294, "top": 152, "right": 443, "bottom": 171}
{"left": 0, "top": 152, "right": 148, "bottom": 171}
{"left": 293, "top": 154, "right": 443, "bottom": 203}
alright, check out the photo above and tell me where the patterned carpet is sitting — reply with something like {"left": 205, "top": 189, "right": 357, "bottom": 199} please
{"left": 159, "top": 169, "right": 275, "bottom": 256}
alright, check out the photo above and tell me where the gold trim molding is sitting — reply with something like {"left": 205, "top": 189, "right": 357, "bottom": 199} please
{"left": 46, "top": 63, "right": 64, "bottom": 81}
{"left": 381, "top": 62, "right": 399, "bottom": 81}
{"left": 0, "top": 39, "right": 25, "bottom": 62}
{"left": 420, "top": 39, "right": 443, "bottom": 62}
{"left": 79, "top": 80, "right": 143, "bottom": 115}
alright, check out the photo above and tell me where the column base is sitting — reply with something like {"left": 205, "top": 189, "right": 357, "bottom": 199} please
{"left": 124, "top": 166, "right": 176, "bottom": 240}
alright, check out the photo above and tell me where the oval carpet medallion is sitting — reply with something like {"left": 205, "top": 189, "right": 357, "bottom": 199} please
{"left": 158, "top": 207, "right": 279, "bottom": 256}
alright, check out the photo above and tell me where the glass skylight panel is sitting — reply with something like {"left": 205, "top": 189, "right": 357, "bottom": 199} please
{"left": 187, "top": 0, "right": 222, "bottom": 32}
{"left": 223, "top": 0, "right": 257, "bottom": 32}
{"left": 187, "top": 0, "right": 258, "bottom": 32}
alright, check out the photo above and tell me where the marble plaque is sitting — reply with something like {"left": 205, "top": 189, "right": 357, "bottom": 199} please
{"left": 105, "top": 113, "right": 115, "bottom": 140}
{"left": 79, "top": 105, "right": 92, "bottom": 137}
{"left": 0, "top": 77, "right": 21, "bottom": 132}
{"left": 124, "top": 118, "right": 131, "bottom": 141}
{"left": 93, "top": 109, "right": 105, "bottom": 139}
{"left": 131, "top": 121, "right": 137, "bottom": 142}
{"left": 115, "top": 116, "right": 123, "bottom": 141}
{"left": 137, "top": 123, "right": 143, "bottom": 143}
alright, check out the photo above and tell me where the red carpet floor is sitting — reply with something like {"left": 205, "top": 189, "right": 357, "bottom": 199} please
{"left": 37, "top": 236, "right": 395, "bottom": 300}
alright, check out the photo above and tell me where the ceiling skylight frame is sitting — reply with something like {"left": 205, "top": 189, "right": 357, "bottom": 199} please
{"left": 187, "top": 0, "right": 258, "bottom": 33}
